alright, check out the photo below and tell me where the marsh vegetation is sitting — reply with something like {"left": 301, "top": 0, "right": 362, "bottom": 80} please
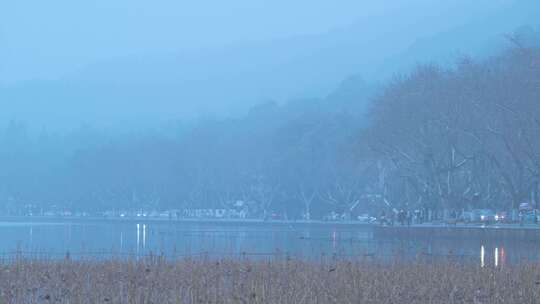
{"left": 1, "top": 257, "right": 539, "bottom": 303}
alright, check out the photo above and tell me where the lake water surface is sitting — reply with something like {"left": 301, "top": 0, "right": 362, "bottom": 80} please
{"left": 1, "top": 220, "right": 539, "bottom": 266}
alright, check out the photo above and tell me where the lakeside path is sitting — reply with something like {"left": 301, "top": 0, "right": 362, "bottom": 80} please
{"left": 375, "top": 223, "right": 540, "bottom": 241}
{"left": 0, "top": 216, "right": 374, "bottom": 228}
{"left": 2, "top": 216, "right": 540, "bottom": 230}
{"left": 0, "top": 215, "right": 540, "bottom": 231}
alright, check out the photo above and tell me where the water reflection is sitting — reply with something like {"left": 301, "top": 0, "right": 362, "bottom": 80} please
{"left": 143, "top": 224, "right": 146, "bottom": 249}
{"left": 136, "top": 223, "right": 148, "bottom": 254}
{"left": 0, "top": 222, "right": 538, "bottom": 264}
{"left": 481, "top": 245, "right": 485, "bottom": 267}
{"left": 29, "top": 226, "right": 33, "bottom": 248}
{"left": 481, "top": 245, "right": 506, "bottom": 267}
{"left": 136, "top": 223, "right": 140, "bottom": 254}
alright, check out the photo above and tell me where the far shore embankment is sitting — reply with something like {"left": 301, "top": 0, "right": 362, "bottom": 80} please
{"left": 374, "top": 223, "right": 540, "bottom": 241}
{"left": 0, "top": 215, "right": 373, "bottom": 228}
{"left": 3, "top": 216, "right": 540, "bottom": 241}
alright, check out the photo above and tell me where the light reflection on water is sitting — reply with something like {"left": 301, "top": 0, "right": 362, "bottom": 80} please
{"left": 479, "top": 245, "right": 507, "bottom": 268}
{"left": 0, "top": 221, "right": 538, "bottom": 264}
{"left": 135, "top": 223, "right": 148, "bottom": 255}
{"left": 481, "top": 245, "right": 485, "bottom": 267}
{"left": 480, "top": 246, "right": 506, "bottom": 268}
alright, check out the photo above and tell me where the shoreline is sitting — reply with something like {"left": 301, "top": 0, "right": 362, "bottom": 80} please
{"left": 3, "top": 216, "right": 540, "bottom": 241}
{"left": 374, "top": 224, "right": 540, "bottom": 241}
{"left": 0, "top": 215, "right": 374, "bottom": 228}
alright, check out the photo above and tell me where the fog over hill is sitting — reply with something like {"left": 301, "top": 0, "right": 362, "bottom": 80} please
{"left": 0, "top": 0, "right": 539, "bottom": 217}
{"left": 0, "top": 0, "right": 538, "bottom": 131}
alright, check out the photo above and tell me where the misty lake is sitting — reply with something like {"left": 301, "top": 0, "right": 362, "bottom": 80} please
{"left": 1, "top": 220, "right": 539, "bottom": 266}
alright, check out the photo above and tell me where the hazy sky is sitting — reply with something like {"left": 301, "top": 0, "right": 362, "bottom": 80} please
{"left": 0, "top": 0, "right": 535, "bottom": 131}
{"left": 0, "top": 0, "right": 516, "bottom": 83}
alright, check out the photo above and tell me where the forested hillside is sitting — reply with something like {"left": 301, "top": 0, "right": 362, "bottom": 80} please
{"left": 362, "top": 28, "right": 540, "bottom": 213}
{"left": 0, "top": 28, "right": 538, "bottom": 218}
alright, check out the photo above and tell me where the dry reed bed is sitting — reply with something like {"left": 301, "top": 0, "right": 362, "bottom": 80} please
{"left": 0, "top": 257, "right": 539, "bottom": 303}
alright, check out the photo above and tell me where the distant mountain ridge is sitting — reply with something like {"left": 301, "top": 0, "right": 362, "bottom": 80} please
{"left": 0, "top": 0, "right": 538, "bottom": 131}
